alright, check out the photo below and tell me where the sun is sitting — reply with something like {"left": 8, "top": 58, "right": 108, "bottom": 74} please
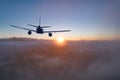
{"left": 56, "top": 37, "right": 65, "bottom": 44}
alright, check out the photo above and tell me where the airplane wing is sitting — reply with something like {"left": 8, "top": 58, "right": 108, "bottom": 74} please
{"left": 43, "top": 30, "right": 71, "bottom": 33}
{"left": 10, "top": 25, "right": 36, "bottom": 32}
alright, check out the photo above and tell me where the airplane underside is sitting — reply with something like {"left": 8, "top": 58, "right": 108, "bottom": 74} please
{"left": 28, "top": 30, "right": 52, "bottom": 37}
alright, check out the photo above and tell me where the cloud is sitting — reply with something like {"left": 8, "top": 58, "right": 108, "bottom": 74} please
{"left": 0, "top": 40, "right": 120, "bottom": 80}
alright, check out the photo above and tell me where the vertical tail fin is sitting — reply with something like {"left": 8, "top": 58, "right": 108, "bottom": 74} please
{"left": 39, "top": 16, "right": 41, "bottom": 27}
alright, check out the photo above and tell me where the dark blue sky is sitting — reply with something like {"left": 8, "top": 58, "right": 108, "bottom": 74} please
{"left": 0, "top": 0, "right": 120, "bottom": 40}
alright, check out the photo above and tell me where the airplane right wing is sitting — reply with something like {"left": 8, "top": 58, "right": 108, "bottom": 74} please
{"left": 10, "top": 25, "right": 36, "bottom": 32}
{"left": 43, "top": 30, "right": 71, "bottom": 33}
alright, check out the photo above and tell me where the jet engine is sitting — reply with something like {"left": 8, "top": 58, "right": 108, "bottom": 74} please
{"left": 48, "top": 33, "right": 52, "bottom": 37}
{"left": 28, "top": 31, "right": 32, "bottom": 35}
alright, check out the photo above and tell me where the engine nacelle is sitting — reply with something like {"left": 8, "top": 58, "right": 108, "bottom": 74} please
{"left": 48, "top": 33, "right": 52, "bottom": 37}
{"left": 28, "top": 31, "right": 32, "bottom": 35}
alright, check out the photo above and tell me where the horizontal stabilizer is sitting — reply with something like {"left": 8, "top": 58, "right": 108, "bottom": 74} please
{"left": 41, "top": 26, "right": 51, "bottom": 28}
{"left": 28, "top": 24, "right": 38, "bottom": 27}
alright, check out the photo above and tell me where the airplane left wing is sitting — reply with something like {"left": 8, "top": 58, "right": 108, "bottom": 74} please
{"left": 10, "top": 25, "right": 36, "bottom": 32}
{"left": 43, "top": 30, "right": 71, "bottom": 33}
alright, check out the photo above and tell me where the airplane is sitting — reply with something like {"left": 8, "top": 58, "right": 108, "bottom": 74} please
{"left": 10, "top": 17, "right": 71, "bottom": 37}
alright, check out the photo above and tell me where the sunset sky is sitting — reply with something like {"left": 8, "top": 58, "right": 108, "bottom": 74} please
{"left": 0, "top": 0, "right": 120, "bottom": 40}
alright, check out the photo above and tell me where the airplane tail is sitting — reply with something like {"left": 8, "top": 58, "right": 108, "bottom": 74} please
{"left": 39, "top": 16, "right": 51, "bottom": 28}
{"left": 39, "top": 16, "right": 41, "bottom": 27}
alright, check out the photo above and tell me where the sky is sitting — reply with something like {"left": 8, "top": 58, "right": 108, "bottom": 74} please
{"left": 0, "top": 0, "right": 120, "bottom": 40}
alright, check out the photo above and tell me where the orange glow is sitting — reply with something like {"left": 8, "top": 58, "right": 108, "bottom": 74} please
{"left": 57, "top": 37, "right": 65, "bottom": 43}
{"left": 54, "top": 37, "right": 66, "bottom": 46}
